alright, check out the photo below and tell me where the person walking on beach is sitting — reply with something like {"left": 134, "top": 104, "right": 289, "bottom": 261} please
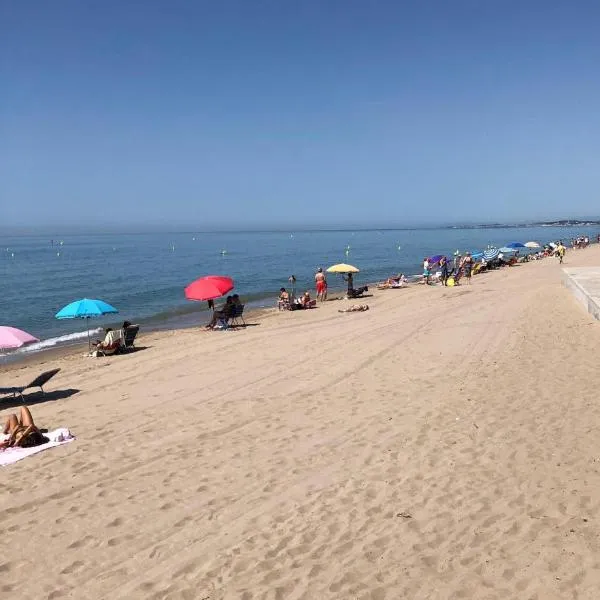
{"left": 422, "top": 258, "right": 431, "bottom": 285}
{"left": 557, "top": 242, "right": 566, "bottom": 264}
{"left": 440, "top": 256, "right": 449, "bottom": 286}
{"left": 462, "top": 252, "right": 473, "bottom": 284}
{"left": 315, "top": 267, "right": 328, "bottom": 301}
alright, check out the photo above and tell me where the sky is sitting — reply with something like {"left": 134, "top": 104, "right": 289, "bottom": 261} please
{"left": 2, "top": 0, "right": 600, "bottom": 230}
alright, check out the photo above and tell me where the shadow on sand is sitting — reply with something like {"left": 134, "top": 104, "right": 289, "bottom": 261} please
{"left": 0, "top": 388, "right": 81, "bottom": 410}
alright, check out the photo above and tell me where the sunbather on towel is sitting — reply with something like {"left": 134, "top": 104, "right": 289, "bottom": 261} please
{"left": 1, "top": 406, "right": 48, "bottom": 450}
{"left": 338, "top": 304, "right": 369, "bottom": 313}
{"left": 377, "top": 274, "right": 407, "bottom": 289}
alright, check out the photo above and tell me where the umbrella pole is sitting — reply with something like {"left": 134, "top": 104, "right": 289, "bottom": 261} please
{"left": 87, "top": 317, "right": 91, "bottom": 352}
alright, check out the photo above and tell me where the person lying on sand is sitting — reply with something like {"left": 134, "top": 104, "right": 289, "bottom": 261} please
{"left": 377, "top": 274, "right": 407, "bottom": 289}
{"left": 338, "top": 304, "right": 369, "bottom": 313}
{"left": 1, "top": 406, "right": 49, "bottom": 450}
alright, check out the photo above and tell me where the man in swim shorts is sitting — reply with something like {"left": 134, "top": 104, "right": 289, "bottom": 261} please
{"left": 315, "top": 267, "right": 327, "bottom": 301}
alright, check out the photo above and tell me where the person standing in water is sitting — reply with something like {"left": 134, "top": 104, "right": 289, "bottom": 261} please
{"left": 315, "top": 268, "right": 328, "bottom": 301}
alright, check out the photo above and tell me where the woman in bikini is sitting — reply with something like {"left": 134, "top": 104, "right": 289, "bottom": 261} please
{"left": 1, "top": 406, "right": 48, "bottom": 450}
{"left": 462, "top": 252, "right": 473, "bottom": 284}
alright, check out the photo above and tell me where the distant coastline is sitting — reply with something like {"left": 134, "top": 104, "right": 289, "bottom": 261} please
{"left": 2, "top": 219, "right": 600, "bottom": 236}
{"left": 447, "top": 219, "right": 600, "bottom": 230}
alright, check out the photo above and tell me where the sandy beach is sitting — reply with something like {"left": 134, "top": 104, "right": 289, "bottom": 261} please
{"left": 2, "top": 247, "right": 600, "bottom": 599}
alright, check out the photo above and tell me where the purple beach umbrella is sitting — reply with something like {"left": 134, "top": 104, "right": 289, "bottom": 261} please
{"left": 428, "top": 255, "right": 444, "bottom": 265}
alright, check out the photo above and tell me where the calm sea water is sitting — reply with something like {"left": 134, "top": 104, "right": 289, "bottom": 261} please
{"left": 1, "top": 226, "right": 598, "bottom": 360}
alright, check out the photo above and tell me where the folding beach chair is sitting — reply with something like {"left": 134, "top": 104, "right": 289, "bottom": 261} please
{"left": 0, "top": 368, "right": 61, "bottom": 402}
{"left": 230, "top": 304, "right": 246, "bottom": 327}
{"left": 121, "top": 325, "right": 140, "bottom": 352}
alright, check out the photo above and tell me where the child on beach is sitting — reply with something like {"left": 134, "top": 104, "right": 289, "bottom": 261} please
{"left": 422, "top": 258, "right": 431, "bottom": 284}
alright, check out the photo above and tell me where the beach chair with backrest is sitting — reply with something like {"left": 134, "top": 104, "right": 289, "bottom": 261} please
{"left": 230, "top": 304, "right": 246, "bottom": 327}
{"left": 0, "top": 368, "right": 61, "bottom": 402}
{"left": 95, "top": 329, "right": 123, "bottom": 356}
{"left": 121, "top": 325, "right": 140, "bottom": 352}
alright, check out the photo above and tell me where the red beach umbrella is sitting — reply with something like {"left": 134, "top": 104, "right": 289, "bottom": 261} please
{"left": 185, "top": 276, "right": 234, "bottom": 301}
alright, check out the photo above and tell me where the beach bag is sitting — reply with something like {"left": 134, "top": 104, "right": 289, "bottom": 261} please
{"left": 447, "top": 277, "right": 455, "bottom": 287}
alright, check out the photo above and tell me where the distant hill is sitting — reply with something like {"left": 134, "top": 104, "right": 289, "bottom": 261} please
{"left": 446, "top": 219, "right": 600, "bottom": 230}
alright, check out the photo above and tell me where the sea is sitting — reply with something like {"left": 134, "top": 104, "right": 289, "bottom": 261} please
{"left": 1, "top": 226, "right": 598, "bottom": 363}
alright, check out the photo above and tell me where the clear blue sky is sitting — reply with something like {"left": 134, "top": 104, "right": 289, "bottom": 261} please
{"left": 2, "top": 0, "right": 600, "bottom": 229}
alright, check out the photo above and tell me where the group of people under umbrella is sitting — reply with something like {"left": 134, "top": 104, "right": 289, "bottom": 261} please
{"left": 422, "top": 241, "right": 554, "bottom": 286}
{"left": 278, "top": 263, "right": 369, "bottom": 311}
{"left": 1, "top": 276, "right": 242, "bottom": 355}
{"left": 184, "top": 275, "right": 246, "bottom": 329}
{"left": 0, "top": 298, "right": 122, "bottom": 356}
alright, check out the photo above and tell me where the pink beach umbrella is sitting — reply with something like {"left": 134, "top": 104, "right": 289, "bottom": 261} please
{"left": 0, "top": 326, "right": 39, "bottom": 350}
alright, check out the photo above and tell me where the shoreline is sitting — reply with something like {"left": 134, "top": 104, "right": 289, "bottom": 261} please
{"left": 0, "top": 282, "right": 359, "bottom": 370}
{"left": 0, "top": 254, "right": 559, "bottom": 373}
{"left": 3, "top": 230, "right": 595, "bottom": 370}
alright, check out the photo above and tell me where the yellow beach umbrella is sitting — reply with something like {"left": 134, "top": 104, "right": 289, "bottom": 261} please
{"left": 327, "top": 263, "right": 360, "bottom": 273}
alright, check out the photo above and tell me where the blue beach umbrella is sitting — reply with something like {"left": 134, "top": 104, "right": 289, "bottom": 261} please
{"left": 55, "top": 298, "right": 118, "bottom": 350}
{"left": 506, "top": 242, "right": 526, "bottom": 248}
{"left": 498, "top": 247, "right": 517, "bottom": 254}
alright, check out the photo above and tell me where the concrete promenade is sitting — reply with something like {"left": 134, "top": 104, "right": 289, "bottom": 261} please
{"left": 562, "top": 266, "right": 600, "bottom": 320}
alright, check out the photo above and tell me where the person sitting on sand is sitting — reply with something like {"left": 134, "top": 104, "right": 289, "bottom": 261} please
{"left": 206, "top": 296, "right": 234, "bottom": 328}
{"left": 278, "top": 287, "right": 290, "bottom": 310}
{"left": 1, "top": 406, "right": 48, "bottom": 450}
{"left": 300, "top": 291, "right": 316, "bottom": 309}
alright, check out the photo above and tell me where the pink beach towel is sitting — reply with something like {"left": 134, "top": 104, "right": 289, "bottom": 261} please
{"left": 0, "top": 428, "right": 75, "bottom": 466}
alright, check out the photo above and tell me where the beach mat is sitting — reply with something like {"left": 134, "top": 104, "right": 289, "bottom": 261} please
{"left": 0, "top": 428, "right": 75, "bottom": 466}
